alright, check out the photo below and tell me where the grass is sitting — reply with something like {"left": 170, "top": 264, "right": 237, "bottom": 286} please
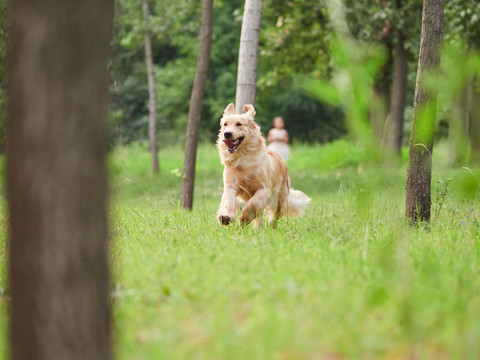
{"left": 2, "top": 140, "right": 480, "bottom": 359}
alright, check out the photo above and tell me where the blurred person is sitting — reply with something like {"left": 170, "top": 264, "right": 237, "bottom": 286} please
{"left": 267, "top": 116, "right": 290, "bottom": 160}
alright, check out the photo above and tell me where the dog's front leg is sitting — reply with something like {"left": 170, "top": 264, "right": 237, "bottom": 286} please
{"left": 239, "top": 188, "right": 269, "bottom": 226}
{"left": 217, "top": 183, "right": 237, "bottom": 226}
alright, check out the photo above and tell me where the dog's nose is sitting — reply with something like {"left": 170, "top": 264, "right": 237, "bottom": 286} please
{"left": 224, "top": 131, "right": 233, "bottom": 140}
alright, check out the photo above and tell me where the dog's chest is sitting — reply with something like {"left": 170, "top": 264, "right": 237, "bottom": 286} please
{"left": 230, "top": 166, "right": 266, "bottom": 198}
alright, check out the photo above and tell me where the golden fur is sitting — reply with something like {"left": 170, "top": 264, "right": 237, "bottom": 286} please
{"left": 217, "top": 103, "right": 310, "bottom": 226}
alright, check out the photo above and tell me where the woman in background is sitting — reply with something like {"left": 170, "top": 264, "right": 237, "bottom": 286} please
{"left": 267, "top": 116, "right": 290, "bottom": 160}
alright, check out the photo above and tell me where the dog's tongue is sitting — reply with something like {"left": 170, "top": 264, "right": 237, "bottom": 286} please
{"left": 223, "top": 139, "right": 238, "bottom": 148}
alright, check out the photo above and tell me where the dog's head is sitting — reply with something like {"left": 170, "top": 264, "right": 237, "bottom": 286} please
{"left": 217, "top": 103, "right": 260, "bottom": 154}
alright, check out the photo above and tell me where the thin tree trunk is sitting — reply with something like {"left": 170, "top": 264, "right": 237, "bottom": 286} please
{"left": 405, "top": 0, "right": 444, "bottom": 224}
{"left": 386, "top": 35, "right": 408, "bottom": 153}
{"left": 235, "top": 0, "right": 263, "bottom": 113}
{"left": 7, "top": 1, "right": 114, "bottom": 359}
{"left": 180, "top": 0, "right": 213, "bottom": 210}
{"left": 143, "top": 0, "right": 159, "bottom": 174}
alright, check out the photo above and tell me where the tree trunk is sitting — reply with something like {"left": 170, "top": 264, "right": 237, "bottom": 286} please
{"left": 385, "top": 35, "right": 408, "bottom": 154}
{"left": 143, "top": 0, "right": 160, "bottom": 174}
{"left": 7, "top": 1, "right": 114, "bottom": 359}
{"left": 235, "top": 0, "right": 263, "bottom": 113}
{"left": 180, "top": 0, "right": 214, "bottom": 210}
{"left": 370, "top": 47, "right": 392, "bottom": 144}
{"left": 405, "top": 0, "right": 444, "bottom": 224}
{"left": 469, "top": 77, "right": 480, "bottom": 163}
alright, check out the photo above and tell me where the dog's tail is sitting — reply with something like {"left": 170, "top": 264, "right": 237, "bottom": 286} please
{"left": 286, "top": 188, "right": 311, "bottom": 217}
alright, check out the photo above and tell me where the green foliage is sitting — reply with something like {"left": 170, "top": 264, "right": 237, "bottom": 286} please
{"left": 110, "top": 0, "right": 203, "bottom": 145}
{"left": 111, "top": 0, "right": 347, "bottom": 145}
{"left": 258, "top": 88, "right": 345, "bottom": 142}
{"left": 1, "top": 0, "right": 479, "bottom": 150}
{"left": 257, "top": 0, "right": 344, "bottom": 143}
{"left": 444, "top": 1, "right": 480, "bottom": 49}
{"left": 421, "top": 43, "right": 480, "bottom": 158}
{"left": 303, "top": 2, "right": 387, "bottom": 162}
{"left": 107, "top": 0, "right": 479, "bottom": 148}
{"left": 343, "top": 0, "right": 423, "bottom": 50}
{"left": 260, "top": 0, "right": 333, "bottom": 82}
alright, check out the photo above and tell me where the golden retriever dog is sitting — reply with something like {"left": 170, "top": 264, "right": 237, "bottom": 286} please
{"left": 217, "top": 103, "right": 311, "bottom": 226}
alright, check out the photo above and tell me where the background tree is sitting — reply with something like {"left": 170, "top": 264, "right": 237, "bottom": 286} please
{"left": 343, "top": 0, "right": 423, "bottom": 154}
{"left": 235, "top": 0, "right": 263, "bottom": 112}
{"left": 405, "top": 0, "right": 444, "bottom": 224}
{"left": 443, "top": 1, "right": 480, "bottom": 164}
{"left": 142, "top": 0, "right": 160, "bottom": 173}
{"left": 7, "top": 0, "right": 114, "bottom": 359}
{"left": 181, "top": 0, "right": 214, "bottom": 210}
{"left": 385, "top": 1, "right": 408, "bottom": 155}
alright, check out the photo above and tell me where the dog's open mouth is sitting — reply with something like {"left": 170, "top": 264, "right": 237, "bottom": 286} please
{"left": 223, "top": 137, "right": 244, "bottom": 153}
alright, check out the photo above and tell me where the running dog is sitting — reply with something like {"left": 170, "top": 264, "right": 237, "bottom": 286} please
{"left": 217, "top": 103, "right": 311, "bottom": 226}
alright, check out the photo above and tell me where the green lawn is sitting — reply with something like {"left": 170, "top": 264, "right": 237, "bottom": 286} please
{"left": 2, "top": 141, "right": 480, "bottom": 359}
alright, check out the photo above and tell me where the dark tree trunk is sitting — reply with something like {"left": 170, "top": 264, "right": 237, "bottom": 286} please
{"left": 180, "top": 0, "right": 213, "bottom": 210}
{"left": 235, "top": 0, "right": 263, "bottom": 113}
{"left": 386, "top": 35, "right": 408, "bottom": 153}
{"left": 143, "top": 0, "right": 160, "bottom": 174}
{"left": 405, "top": 0, "right": 444, "bottom": 224}
{"left": 7, "top": 1, "right": 114, "bottom": 359}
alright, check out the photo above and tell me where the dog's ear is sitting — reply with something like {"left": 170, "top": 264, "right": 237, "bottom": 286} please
{"left": 223, "top": 103, "right": 236, "bottom": 116}
{"left": 243, "top": 104, "right": 256, "bottom": 118}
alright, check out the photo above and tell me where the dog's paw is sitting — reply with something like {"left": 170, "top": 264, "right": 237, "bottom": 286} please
{"left": 218, "top": 215, "right": 234, "bottom": 226}
{"left": 239, "top": 209, "right": 255, "bottom": 226}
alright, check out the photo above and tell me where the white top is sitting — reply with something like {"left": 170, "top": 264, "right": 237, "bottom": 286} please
{"left": 267, "top": 128, "right": 290, "bottom": 160}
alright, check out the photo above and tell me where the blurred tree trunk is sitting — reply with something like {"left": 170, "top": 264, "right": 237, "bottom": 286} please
{"left": 405, "top": 0, "right": 444, "bottom": 225}
{"left": 448, "top": 84, "right": 470, "bottom": 164}
{"left": 469, "top": 78, "right": 480, "bottom": 163}
{"left": 180, "top": 0, "right": 213, "bottom": 210}
{"left": 7, "top": 1, "right": 113, "bottom": 359}
{"left": 143, "top": 0, "right": 159, "bottom": 174}
{"left": 235, "top": 0, "right": 263, "bottom": 113}
{"left": 370, "top": 48, "right": 392, "bottom": 143}
{"left": 385, "top": 35, "right": 408, "bottom": 154}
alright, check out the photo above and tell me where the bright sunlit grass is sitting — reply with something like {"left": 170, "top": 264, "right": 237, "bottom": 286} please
{"left": 107, "top": 141, "right": 480, "bottom": 359}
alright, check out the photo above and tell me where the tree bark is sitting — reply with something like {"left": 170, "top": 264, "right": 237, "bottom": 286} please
{"left": 405, "top": 0, "right": 444, "bottom": 224}
{"left": 143, "top": 0, "right": 160, "bottom": 174}
{"left": 7, "top": 1, "right": 114, "bottom": 359}
{"left": 180, "top": 0, "right": 213, "bottom": 210}
{"left": 235, "top": 0, "right": 263, "bottom": 113}
{"left": 385, "top": 35, "right": 408, "bottom": 154}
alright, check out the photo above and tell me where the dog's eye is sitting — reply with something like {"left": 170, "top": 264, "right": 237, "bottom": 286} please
{"left": 236, "top": 123, "right": 242, "bottom": 127}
